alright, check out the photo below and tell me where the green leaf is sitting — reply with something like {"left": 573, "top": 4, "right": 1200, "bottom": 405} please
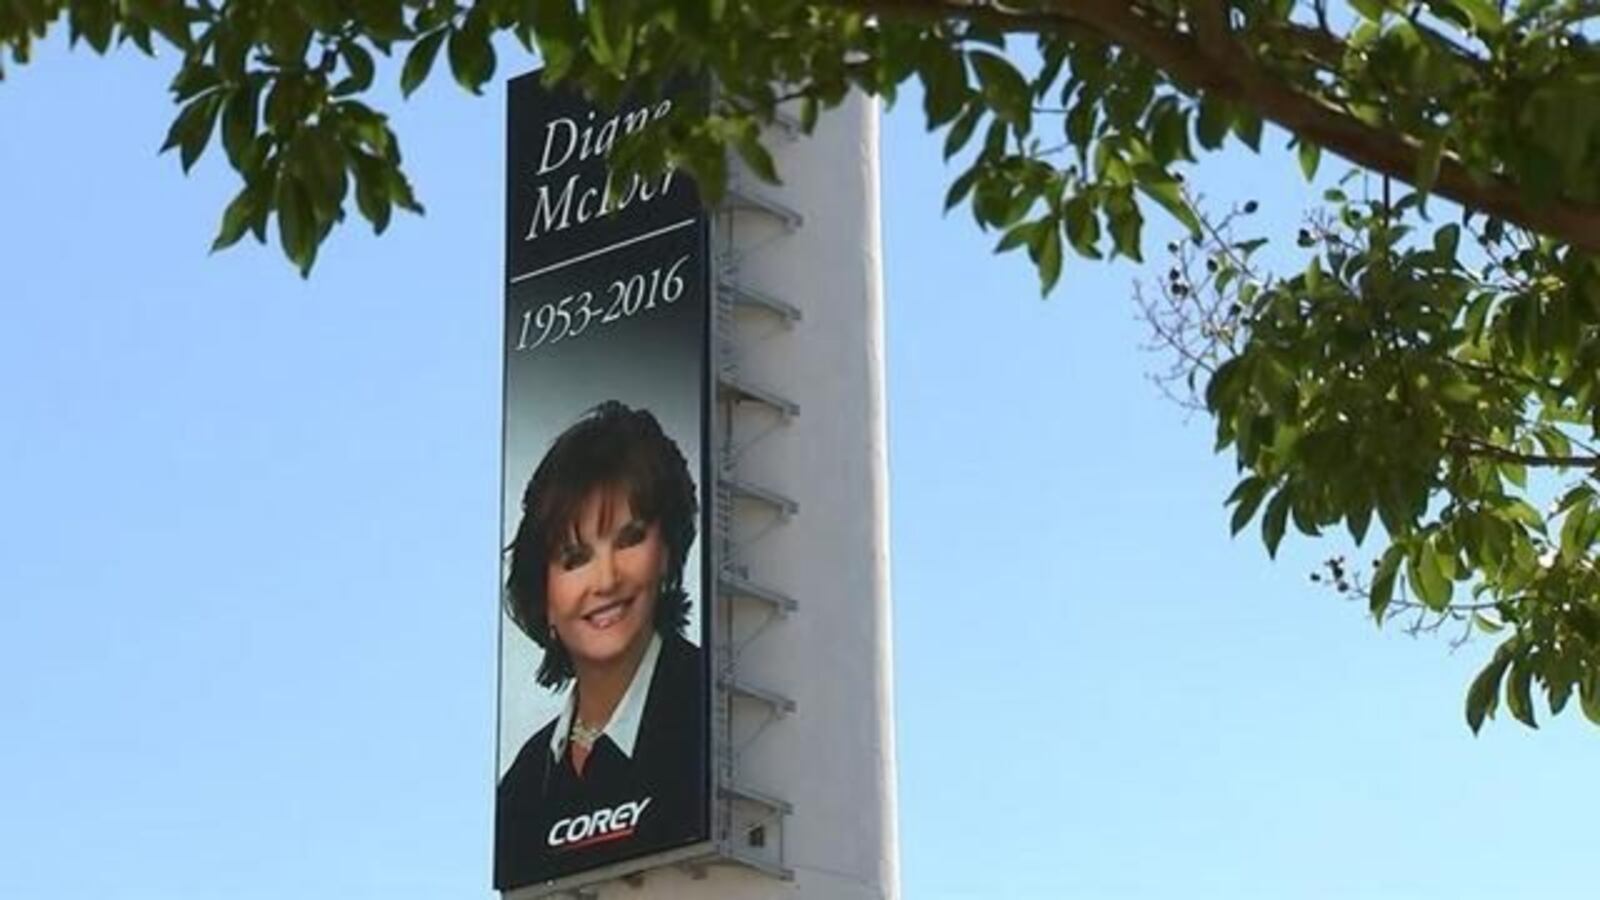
{"left": 1148, "top": 99, "right": 1191, "bottom": 166}
{"left": 1411, "top": 540, "right": 1453, "bottom": 609}
{"left": 1465, "top": 643, "right": 1513, "bottom": 733}
{"left": 734, "top": 130, "right": 780, "bottom": 185}
{"left": 1504, "top": 499, "right": 1545, "bottom": 531}
{"left": 221, "top": 81, "right": 260, "bottom": 170}
{"left": 276, "top": 176, "right": 316, "bottom": 275}
{"left": 1262, "top": 486, "right": 1292, "bottom": 558}
{"left": 945, "top": 166, "right": 979, "bottom": 212}
{"left": 1228, "top": 476, "right": 1270, "bottom": 535}
{"left": 1062, "top": 195, "right": 1101, "bottom": 258}
{"left": 1297, "top": 139, "right": 1321, "bottom": 180}
{"left": 1290, "top": 493, "right": 1321, "bottom": 537}
{"left": 1433, "top": 223, "right": 1461, "bottom": 260}
{"left": 530, "top": 0, "right": 582, "bottom": 80}
{"left": 1347, "top": 501, "right": 1373, "bottom": 546}
{"left": 353, "top": 0, "right": 408, "bottom": 42}
{"left": 352, "top": 151, "right": 393, "bottom": 234}
{"left": 401, "top": 29, "right": 447, "bottom": 98}
{"left": 1444, "top": 0, "right": 1502, "bottom": 35}
{"left": 1507, "top": 656, "right": 1538, "bottom": 728}
{"left": 1549, "top": 677, "right": 1573, "bottom": 716}
{"left": 1580, "top": 674, "right": 1600, "bottom": 726}
{"left": 384, "top": 162, "right": 423, "bottom": 214}
{"left": 1037, "top": 226, "right": 1063, "bottom": 295}
{"left": 1439, "top": 378, "right": 1481, "bottom": 404}
{"left": 968, "top": 50, "right": 1030, "bottom": 128}
{"left": 1196, "top": 95, "right": 1231, "bottom": 151}
{"left": 1065, "top": 100, "right": 1097, "bottom": 156}
{"left": 1106, "top": 194, "right": 1144, "bottom": 261}
{"left": 448, "top": 18, "right": 496, "bottom": 94}
{"left": 300, "top": 127, "right": 349, "bottom": 222}
{"left": 1232, "top": 110, "right": 1263, "bottom": 152}
{"left": 995, "top": 221, "right": 1037, "bottom": 254}
{"left": 1205, "top": 356, "right": 1245, "bottom": 413}
{"left": 1415, "top": 132, "right": 1446, "bottom": 195}
{"left": 263, "top": 1, "right": 312, "bottom": 64}
{"left": 799, "top": 96, "right": 820, "bottom": 133}
{"left": 128, "top": 0, "right": 193, "bottom": 49}
{"left": 161, "top": 91, "right": 224, "bottom": 173}
{"left": 1134, "top": 164, "right": 1200, "bottom": 237}
{"left": 918, "top": 41, "right": 969, "bottom": 128}
{"left": 1351, "top": 0, "right": 1388, "bottom": 21}
{"left": 972, "top": 171, "right": 1009, "bottom": 227}
{"left": 1369, "top": 544, "right": 1403, "bottom": 621}
{"left": 944, "top": 104, "right": 982, "bottom": 160}
{"left": 585, "top": 0, "right": 633, "bottom": 72}
{"left": 1556, "top": 484, "right": 1595, "bottom": 513}
{"left": 170, "top": 62, "right": 219, "bottom": 102}
{"left": 211, "top": 184, "right": 262, "bottom": 252}
{"left": 69, "top": 0, "right": 116, "bottom": 53}
{"left": 333, "top": 42, "right": 376, "bottom": 97}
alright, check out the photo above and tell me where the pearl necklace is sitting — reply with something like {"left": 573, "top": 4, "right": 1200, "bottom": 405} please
{"left": 569, "top": 718, "right": 604, "bottom": 750}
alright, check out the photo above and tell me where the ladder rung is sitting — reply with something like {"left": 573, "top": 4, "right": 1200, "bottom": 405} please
{"left": 718, "top": 373, "right": 799, "bottom": 418}
{"left": 723, "top": 189, "right": 803, "bottom": 230}
{"left": 719, "top": 281, "right": 802, "bottom": 324}
{"left": 721, "top": 782, "right": 794, "bottom": 815}
{"left": 721, "top": 676, "right": 796, "bottom": 714}
{"left": 719, "top": 572, "right": 797, "bottom": 615}
{"left": 724, "top": 478, "right": 798, "bottom": 518}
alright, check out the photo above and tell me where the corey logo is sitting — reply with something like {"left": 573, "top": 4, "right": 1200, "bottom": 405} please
{"left": 547, "top": 797, "right": 652, "bottom": 850}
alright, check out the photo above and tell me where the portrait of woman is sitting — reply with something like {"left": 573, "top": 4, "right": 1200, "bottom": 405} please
{"left": 494, "top": 400, "right": 708, "bottom": 890}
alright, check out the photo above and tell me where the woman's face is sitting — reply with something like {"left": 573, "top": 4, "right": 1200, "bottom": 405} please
{"left": 545, "top": 486, "right": 665, "bottom": 674}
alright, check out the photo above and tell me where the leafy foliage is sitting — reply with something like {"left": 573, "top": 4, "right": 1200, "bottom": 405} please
{"left": 10, "top": 0, "right": 1600, "bottom": 730}
{"left": 1164, "top": 181, "right": 1600, "bottom": 734}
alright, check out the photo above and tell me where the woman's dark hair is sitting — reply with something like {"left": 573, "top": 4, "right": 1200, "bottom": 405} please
{"left": 505, "top": 401, "right": 697, "bottom": 688}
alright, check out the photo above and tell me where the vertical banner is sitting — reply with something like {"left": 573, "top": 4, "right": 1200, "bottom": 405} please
{"left": 497, "top": 71, "right": 711, "bottom": 893}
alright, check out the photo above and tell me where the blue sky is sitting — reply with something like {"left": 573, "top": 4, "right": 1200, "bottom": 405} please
{"left": 2, "top": 36, "right": 1593, "bottom": 900}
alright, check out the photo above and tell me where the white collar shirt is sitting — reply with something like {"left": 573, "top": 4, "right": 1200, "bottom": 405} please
{"left": 548, "top": 632, "right": 662, "bottom": 762}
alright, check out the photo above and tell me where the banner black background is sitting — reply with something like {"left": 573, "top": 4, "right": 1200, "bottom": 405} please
{"left": 497, "top": 70, "right": 712, "bottom": 892}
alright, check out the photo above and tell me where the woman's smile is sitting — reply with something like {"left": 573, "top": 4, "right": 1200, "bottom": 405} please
{"left": 579, "top": 595, "right": 635, "bottom": 630}
{"left": 545, "top": 486, "right": 665, "bottom": 673}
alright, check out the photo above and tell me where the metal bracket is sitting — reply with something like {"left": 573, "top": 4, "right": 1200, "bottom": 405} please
{"left": 719, "top": 279, "right": 802, "bottom": 324}
{"left": 718, "top": 372, "right": 800, "bottom": 418}
{"left": 720, "top": 676, "right": 796, "bottom": 715}
{"left": 724, "top": 477, "right": 798, "bottom": 519}
{"left": 720, "top": 848, "right": 795, "bottom": 883}
{"left": 721, "top": 782, "right": 795, "bottom": 816}
{"left": 724, "top": 189, "right": 803, "bottom": 230}
{"left": 719, "top": 571, "right": 798, "bottom": 617}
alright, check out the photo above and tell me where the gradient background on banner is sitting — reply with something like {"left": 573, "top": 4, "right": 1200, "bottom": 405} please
{"left": 496, "top": 222, "right": 707, "bottom": 772}
{"left": 496, "top": 74, "right": 711, "bottom": 880}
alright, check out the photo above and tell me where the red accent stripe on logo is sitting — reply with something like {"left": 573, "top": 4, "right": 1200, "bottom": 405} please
{"left": 562, "top": 827, "right": 635, "bottom": 851}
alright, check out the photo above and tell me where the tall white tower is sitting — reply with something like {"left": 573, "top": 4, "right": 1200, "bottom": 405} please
{"left": 605, "top": 93, "right": 896, "bottom": 900}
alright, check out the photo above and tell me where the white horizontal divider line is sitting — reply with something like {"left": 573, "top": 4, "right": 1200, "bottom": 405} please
{"left": 509, "top": 217, "right": 698, "bottom": 284}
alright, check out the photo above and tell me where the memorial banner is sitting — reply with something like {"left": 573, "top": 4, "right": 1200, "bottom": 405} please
{"left": 496, "top": 70, "right": 711, "bottom": 893}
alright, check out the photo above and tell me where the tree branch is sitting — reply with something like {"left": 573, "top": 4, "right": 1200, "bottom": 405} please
{"left": 1445, "top": 434, "right": 1600, "bottom": 468}
{"left": 847, "top": 0, "right": 1600, "bottom": 253}
{"left": 1445, "top": 357, "right": 1565, "bottom": 395}
{"left": 1178, "top": 0, "right": 1600, "bottom": 253}
{"left": 829, "top": 0, "right": 1089, "bottom": 36}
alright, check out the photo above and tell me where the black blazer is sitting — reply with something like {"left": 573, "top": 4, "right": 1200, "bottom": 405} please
{"left": 494, "top": 633, "right": 708, "bottom": 890}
